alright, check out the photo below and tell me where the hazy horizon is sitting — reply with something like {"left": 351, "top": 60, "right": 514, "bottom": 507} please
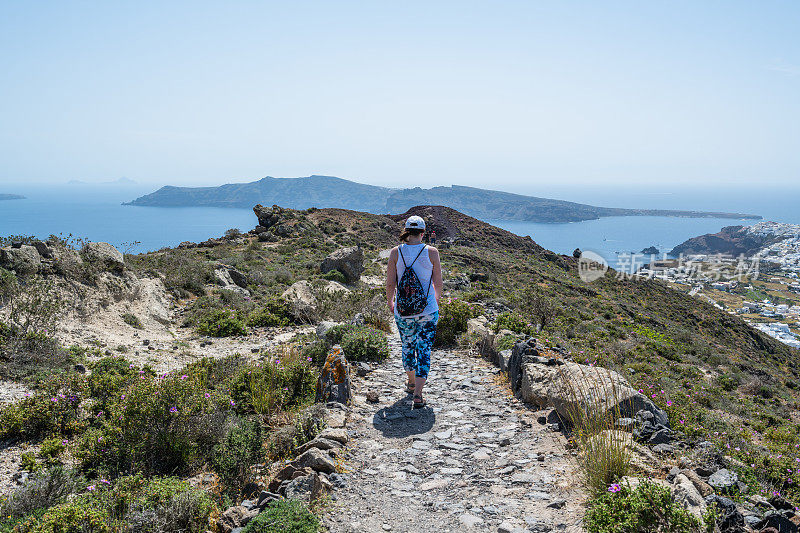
{"left": 1, "top": 1, "right": 799, "bottom": 189}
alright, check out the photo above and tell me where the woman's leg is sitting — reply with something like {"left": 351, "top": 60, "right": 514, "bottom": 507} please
{"left": 395, "top": 315, "right": 418, "bottom": 385}
{"left": 413, "top": 312, "right": 439, "bottom": 397}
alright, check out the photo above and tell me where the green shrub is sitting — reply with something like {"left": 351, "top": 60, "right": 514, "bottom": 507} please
{"left": 434, "top": 299, "right": 478, "bottom": 347}
{"left": 38, "top": 437, "right": 66, "bottom": 464}
{"left": 495, "top": 333, "right": 517, "bottom": 352}
{"left": 493, "top": 311, "right": 535, "bottom": 336}
{"left": 10, "top": 474, "right": 216, "bottom": 533}
{"left": 266, "top": 406, "right": 326, "bottom": 460}
{"left": 0, "top": 376, "right": 85, "bottom": 440}
{"left": 242, "top": 499, "right": 320, "bottom": 533}
{"left": 0, "top": 466, "right": 80, "bottom": 521}
{"left": 320, "top": 269, "right": 346, "bottom": 284}
{"left": 18, "top": 498, "right": 115, "bottom": 532}
{"left": 121, "top": 313, "right": 143, "bottom": 329}
{"left": 340, "top": 327, "right": 389, "bottom": 362}
{"left": 75, "top": 370, "right": 234, "bottom": 477}
{"left": 228, "top": 348, "right": 318, "bottom": 415}
{"left": 301, "top": 339, "right": 331, "bottom": 366}
{"left": 247, "top": 296, "right": 292, "bottom": 328}
{"left": 212, "top": 418, "right": 264, "bottom": 496}
{"left": 324, "top": 324, "right": 354, "bottom": 345}
{"left": 197, "top": 309, "right": 246, "bottom": 337}
{"left": 585, "top": 480, "right": 712, "bottom": 533}
{"left": 108, "top": 475, "right": 216, "bottom": 532}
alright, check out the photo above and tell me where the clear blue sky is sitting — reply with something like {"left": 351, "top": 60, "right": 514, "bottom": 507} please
{"left": 1, "top": 1, "right": 798, "bottom": 191}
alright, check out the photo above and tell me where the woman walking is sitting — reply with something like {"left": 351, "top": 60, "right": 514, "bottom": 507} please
{"left": 385, "top": 216, "right": 443, "bottom": 408}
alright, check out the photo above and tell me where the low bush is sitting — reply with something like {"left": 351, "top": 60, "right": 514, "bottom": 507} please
{"left": 242, "top": 499, "right": 320, "bottom": 532}
{"left": 495, "top": 333, "right": 517, "bottom": 352}
{"left": 211, "top": 418, "right": 264, "bottom": 496}
{"left": 74, "top": 369, "right": 234, "bottom": 478}
{"left": 0, "top": 376, "right": 84, "bottom": 441}
{"left": 324, "top": 324, "right": 354, "bottom": 345}
{"left": 0, "top": 466, "right": 81, "bottom": 520}
{"left": 127, "top": 249, "right": 214, "bottom": 297}
{"left": 340, "top": 327, "right": 389, "bottom": 362}
{"left": 320, "top": 269, "right": 346, "bottom": 284}
{"left": 584, "top": 480, "right": 713, "bottom": 533}
{"left": 10, "top": 474, "right": 215, "bottom": 533}
{"left": 121, "top": 313, "right": 143, "bottom": 329}
{"left": 197, "top": 309, "right": 247, "bottom": 337}
{"left": 434, "top": 299, "right": 479, "bottom": 347}
{"left": 493, "top": 311, "right": 535, "bottom": 336}
{"left": 301, "top": 339, "right": 330, "bottom": 366}
{"left": 265, "top": 405, "right": 326, "bottom": 460}
{"left": 246, "top": 296, "right": 292, "bottom": 328}
{"left": 227, "top": 347, "right": 317, "bottom": 415}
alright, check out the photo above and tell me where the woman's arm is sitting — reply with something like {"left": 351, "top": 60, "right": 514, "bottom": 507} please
{"left": 385, "top": 247, "right": 398, "bottom": 313}
{"left": 429, "top": 247, "right": 443, "bottom": 304}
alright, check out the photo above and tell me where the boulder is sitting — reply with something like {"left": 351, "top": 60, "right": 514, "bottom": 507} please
{"left": 291, "top": 448, "right": 336, "bottom": 474}
{"left": 317, "top": 427, "right": 349, "bottom": 444}
{"left": 516, "top": 358, "right": 668, "bottom": 426}
{"left": 293, "top": 437, "right": 342, "bottom": 455}
{"left": 681, "top": 469, "right": 714, "bottom": 498}
{"left": 757, "top": 511, "right": 799, "bottom": 533}
{"left": 672, "top": 473, "right": 707, "bottom": 520}
{"left": 315, "top": 348, "right": 351, "bottom": 405}
{"left": 322, "top": 280, "right": 350, "bottom": 294}
{"left": 253, "top": 204, "right": 285, "bottom": 229}
{"left": 227, "top": 268, "right": 248, "bottom": 288}
{"left": 31, "top": 241, "right": 53, "bottom": 258}
{"left": 316, "top": 321, "right": 341, "bottom": 339}
{"left": 466, "top": 316, "right": 495, "bottom": 357}
{"left": 704, "top": 495, "right": 744, "bottom": 532}
{"left": 320, "top": 247, "right": 363, "bottom": 283}
{"left": 83, "top": 242, "right": 124, "bottom": 270}
{"left": 0, "top": 245, "right": 40, "bottom": 274}
{"left": 214, "top": 268, "right": 250, "bottom": 297}
{"left": 466, "top": 316, "right": 491, "bottom": 339}
{"left": 708, "top": 468, "right": 738, "bottom": 493}
{"left": 282, "top": 280, "right": 318, "bottom": 313}
{"left": 283, "top": 472, "right": 328, "bottom": 503}
{"left": 218, "top": 505, "right": 259, "bottom": 533}
{"left": 497, "top": 349, "right": 511, "bottom": 373}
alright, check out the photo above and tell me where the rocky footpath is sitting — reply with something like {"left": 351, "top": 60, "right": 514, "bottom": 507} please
{"left": 322, "top": 330, "right": 584, "bottom": 533}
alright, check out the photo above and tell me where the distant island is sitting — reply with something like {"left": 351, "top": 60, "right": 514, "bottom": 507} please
{"left": 125, "top": 175, "right": 762, "bottom": 223}
{"left": 69, "top": 177, "right": 138, "bottom": 185}
{"left": 0, "top": 194, "right": 25, "bottom": 201}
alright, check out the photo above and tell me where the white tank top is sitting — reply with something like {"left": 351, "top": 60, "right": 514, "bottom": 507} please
{"left": 394, "top": 243, "right": 439, "bottom": 318}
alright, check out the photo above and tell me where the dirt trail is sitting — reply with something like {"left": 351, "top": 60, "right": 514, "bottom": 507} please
{"left": 324, "top": 331, "right": 585, "bottom": 533}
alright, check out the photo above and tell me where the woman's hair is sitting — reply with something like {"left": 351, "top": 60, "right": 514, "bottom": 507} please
{"left": 399, "top": 228, "right": 424, "bottom": 242}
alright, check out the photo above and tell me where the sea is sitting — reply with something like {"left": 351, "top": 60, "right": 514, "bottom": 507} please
{"left": 1, "top": 183, "right": 798, "bottom": 269}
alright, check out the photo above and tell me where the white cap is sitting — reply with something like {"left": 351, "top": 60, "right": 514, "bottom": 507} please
{"left": 404, "top": 215, "right": 426, "bottom": 230}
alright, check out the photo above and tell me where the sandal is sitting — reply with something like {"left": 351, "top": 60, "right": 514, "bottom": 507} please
{"left": 413, "top": 395, "right": 427, "bottom": 409}
{"left": 405, "top": 381, "right": 416, "bottom": 395}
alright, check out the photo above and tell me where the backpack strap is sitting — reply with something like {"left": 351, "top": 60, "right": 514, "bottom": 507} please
{"left": 398, "top": 244, "right": 427, "bottom": 269}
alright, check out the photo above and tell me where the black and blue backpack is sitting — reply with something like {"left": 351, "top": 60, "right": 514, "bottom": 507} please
{"left": 396, "top": 245, "right": 433, "bottom": 317}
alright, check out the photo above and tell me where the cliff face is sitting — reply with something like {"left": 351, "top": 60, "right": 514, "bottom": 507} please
{"left": 669, "top": 225, "right": 776, "bottom": 257}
